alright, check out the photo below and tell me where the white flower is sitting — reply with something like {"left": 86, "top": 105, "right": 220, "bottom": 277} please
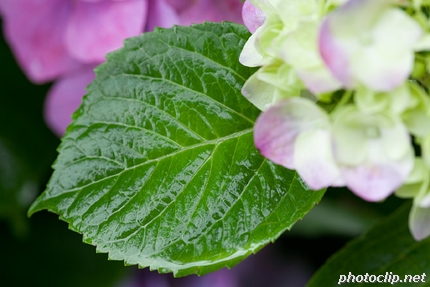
{"left": 254, "top": 97, "right": 343, "bottom": 189}
{"left": 254, "top": 98, "right": 414, "bottom": 201}
{"left": 319, "top": 0, "right": 425, "bottom": 91}
{"left": 332, "top": 106, "right": 414, "bottom": 201}
{"left": 280, "top": 20, "right": 341, "bottom": 94}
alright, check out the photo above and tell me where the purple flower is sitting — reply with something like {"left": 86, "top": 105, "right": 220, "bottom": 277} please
{"left": 0, "top": 0, "right": 243, "bottom": 136}
{"left": 242, "top": 0, "right": 265, "bottom": 34}
{"left": 0, "top": 0, "right": 147, "bottom": 83}
{"left": 0, "top": 0, "right": 146, "bottom": 136}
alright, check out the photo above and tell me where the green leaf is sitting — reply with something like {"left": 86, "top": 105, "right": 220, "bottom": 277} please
{"left": 29, "top": 22, "right": 324, "bottom": 276}
{"left": 308, "top": 202, "right": 430, "bottom": 287}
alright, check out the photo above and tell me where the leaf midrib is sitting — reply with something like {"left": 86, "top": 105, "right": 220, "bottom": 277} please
{"left": 58, "top": 128, "right": 254, "bottom": 194}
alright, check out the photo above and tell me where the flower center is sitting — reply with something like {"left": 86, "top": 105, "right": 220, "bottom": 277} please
{"left": 365, "top": 127, "right": 380, "bottom": 138}
{"left": 359, "top": 32, "right": 373, "bottom": 46}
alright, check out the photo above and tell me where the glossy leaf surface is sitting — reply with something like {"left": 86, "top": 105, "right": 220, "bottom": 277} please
{"left": 29, "top": 22, "right": 324, "bottom": 276}
{"left": 308, "top": 202, "right": 430, "bottom": 287}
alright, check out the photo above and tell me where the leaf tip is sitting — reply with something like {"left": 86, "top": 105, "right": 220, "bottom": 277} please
{"left": 27, "top": 197, "right": 46, "bottom": 217}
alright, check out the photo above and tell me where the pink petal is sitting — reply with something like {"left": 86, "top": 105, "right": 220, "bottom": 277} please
{"left": 64, "top": 0, "right": 147, "bottom": 63}
{"left": 175, "top": 0, "right": 244, "bottom": 26}
{"left": 242, "top": 0, "right": 266, "bottom": 33}
{"left": 164, "top": 0, "right": 194, "bottom": 13}
{"left": 145, "top": 0, "right": 180, "bottom": 31}
{"left": 254, "top": 98, "right": 329, "bottom": 169}
{"left": 0, "top": 0, "right": 82, "bottom": 83}
{"left": 342, "top": 152, "right": 414, "bottom": 202}
{"left": 254, "top": 109, "right": 297, "bottom": 169}
{"left": 44, "top": 67, "right": 96, "bottom": 136}
{"left": 318, "top": 18, "right": 353, "bottom": 88}
{"left": 343, "top": 165, "right": 402, "bottom": 201}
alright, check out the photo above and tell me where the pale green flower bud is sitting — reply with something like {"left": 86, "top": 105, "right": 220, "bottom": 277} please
{"left": 396, "top": 158, "right": 430, "bottom": 240}
{"left": 354, "top": 84, "right": 411, "bottom": 115}
{"left": 421, "top": 134, "right": 430, "bottom": 169}
{"left": 402, "top": 82, "right": 430, "bottom": 137}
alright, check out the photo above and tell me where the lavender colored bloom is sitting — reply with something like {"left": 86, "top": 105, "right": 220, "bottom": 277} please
{"left": 242, "top": 0, "right": 265, "bottom": 34}
{"left": 0, "top": 0, "right": 147, "bottom": 83}
{"left": 0, "top": 0, "right": 243, "bottom": 136}
{"left": 0, "top": 0, "right": 147, "bottom": 136}
{"left": 44, "top": 67, "right": 97, "bottom": 136}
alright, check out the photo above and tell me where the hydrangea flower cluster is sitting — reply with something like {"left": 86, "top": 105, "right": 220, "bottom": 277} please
{"left": 240, "top": 0, "right": 430, "bottom": 240}
{"left": 0, "top": 0, "right": 243, "bottom": 136}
